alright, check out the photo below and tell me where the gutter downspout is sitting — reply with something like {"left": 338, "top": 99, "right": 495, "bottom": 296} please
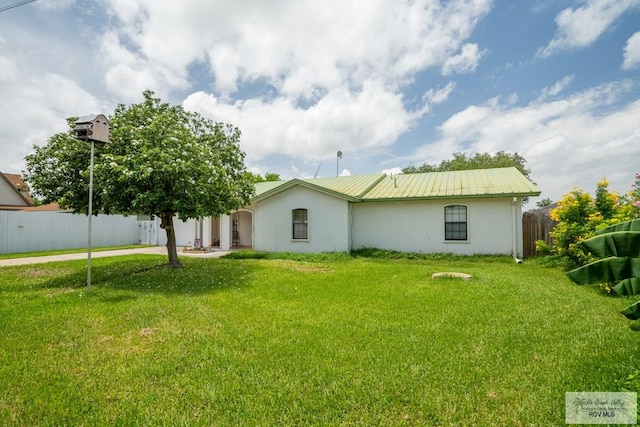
{"left": 512, "top": 197, "right": 522, "bottom": 263}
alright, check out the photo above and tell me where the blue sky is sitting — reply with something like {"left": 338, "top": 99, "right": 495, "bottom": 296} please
{"left": 0, "top": 0, "right": 639, "bottom": 205}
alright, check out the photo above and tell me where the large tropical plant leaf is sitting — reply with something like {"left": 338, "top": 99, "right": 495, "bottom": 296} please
{"left": 612, "top": 277, "right": 640, "bottom": 296}
{"left": 580, "top": 231, "right": 640, "bottom": 258}
{"left": 595, "top": 219, "right": 640, "bottom": 236}
{"left": 567, "top": 257, "right": 640, "bottom": 285}
{"left": 630, "top": 319, "right": 640, "bottom": 331}
{"left": 621, "top": 301, "right": 640, "bottom": 320}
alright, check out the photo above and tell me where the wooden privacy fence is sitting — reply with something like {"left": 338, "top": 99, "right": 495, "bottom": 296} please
{"left": 0, "top": 211, "right": 142, "bottom": 254}
{"left": 522, "top": 208, "right": 557, "bottom": 257}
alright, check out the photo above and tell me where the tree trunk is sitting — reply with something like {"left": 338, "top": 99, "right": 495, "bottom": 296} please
{"left": 160, "top": 212, "right": 184, "bottom": 268}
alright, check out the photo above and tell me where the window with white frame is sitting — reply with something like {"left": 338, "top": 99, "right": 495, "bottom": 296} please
{"left": 444, "top": 205, "right": 468, "bottom": 241}
{"left": 292, "top": 208, "right": 308, "bottom": 240}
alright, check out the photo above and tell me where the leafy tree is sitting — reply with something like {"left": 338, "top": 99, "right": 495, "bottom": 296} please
{"left": 265, "top": 173, "right": 280, "bottom": 182}
{"left": 247, "top": 172, "right": 281, "bottom": 182}
{"left": 24, "top": 121, "right": 103, "bottom": 212}
{"left": 24, "top": 91, "right": 254, "bottom": 268}
{"left": 535, "top": 197, "right": 553, "bottom": 208}
{"left": 403, "top": 151, "right": 533, "bottom": 182}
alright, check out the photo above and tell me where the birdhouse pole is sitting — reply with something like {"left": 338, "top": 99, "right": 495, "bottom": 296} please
{"left": 87, "top": 139, "right": 96, "bottom": 291}
{"left": 74, "top": 114, "right": 110, "bottom": 291}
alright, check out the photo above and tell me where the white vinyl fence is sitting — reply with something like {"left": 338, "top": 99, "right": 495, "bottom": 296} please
{"left": 137, "top": 220, "right": 158, "bottom": 245}
{"left": 0, "top": 211, "right": 149, "bottom": 254}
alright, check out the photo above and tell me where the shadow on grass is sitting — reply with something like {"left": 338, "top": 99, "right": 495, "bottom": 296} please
{"left": 37, "top": 255, "right": 258, "bottom": 297}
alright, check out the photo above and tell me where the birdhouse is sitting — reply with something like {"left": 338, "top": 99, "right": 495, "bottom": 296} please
{"left": 75, "top": 114, "right": 110, "bottom": 144}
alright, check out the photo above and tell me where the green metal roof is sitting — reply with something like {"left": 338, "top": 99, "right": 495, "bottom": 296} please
{"left": 254, "top": 180, "right": 286, "bottom": 196}
{"left": 363, "top": 167, "right": 540, "bottom": 200}
{"left": 252, "top": 167, "right": 540, "bottom": 202}
{"left": 253, "top": 174, "right": 385, "bottom": 202}
{"left": 298, "top": 174, "right": 385, "bottom": 198}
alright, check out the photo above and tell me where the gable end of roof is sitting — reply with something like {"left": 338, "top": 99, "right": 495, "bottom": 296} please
{"left": 0, "top": 172, "right": 33, "bottom": 207}
{"left": 252, "top": 179, "right": 360, "bottom": 202}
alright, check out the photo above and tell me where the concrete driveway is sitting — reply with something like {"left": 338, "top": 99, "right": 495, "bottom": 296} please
{"left": 0, "top": 246, "right": 231, "bottom": 267}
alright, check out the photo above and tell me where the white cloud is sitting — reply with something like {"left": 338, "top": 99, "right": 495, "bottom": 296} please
{"left": 3, "top": 0, "right": 637, "bottom": 207}
{"left": 441, "top": 43, "right": 485, "bottom": 75}
{"left": 622, "top": 31, "right": 640, "bottom": 70}
{"left": 0, "top": 55, "right": 18, "bottom": 82}
{"left": 439, "top": 102, "right": 495, "bottom": 140}
{"left": 100, "top": 0, "right": 492, "bottom": 100}
{"left": 0, "top": 0, "right": 497, "bottom": 177}
{"left": 104, "top": 64, "right": 159, "bottom": 103}
{"left": 0, "top": 63, "right": 102, "bottom": 172}
{"left": 183, "top": 80, "right": 419, "bottom": 163}
{"left": 423, "top": 82, "right": 456, "bottom": 105}
{"left": 538, "top": 0, "right": 640, "bottom": 58}
{"left": 382, "top": 167, "right": 404, "bottom": 176}
{"left": 409, "top": 80, "right": 640, "bottom": 202}
{"left": 539, "top": 75, "right": 574, "bottom": 99}
{"left": 33, "top": 0, "right": 76, "bottom": 11}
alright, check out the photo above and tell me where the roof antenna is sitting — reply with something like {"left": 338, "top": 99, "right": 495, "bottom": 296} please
{"left": 313, "top": 161, "right": 322, "bottom": 179}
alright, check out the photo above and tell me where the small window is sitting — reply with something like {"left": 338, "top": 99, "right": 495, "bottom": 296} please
{"left": 292, "top": 209, "right": 308, "bottom": 240}
{"left": 444, "top": 205, "right": 467, "bottom": 241}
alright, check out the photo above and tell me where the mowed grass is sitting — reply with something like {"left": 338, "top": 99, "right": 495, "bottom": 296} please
{"left": 0, "top": 253, "right": 639, "bottom": 425}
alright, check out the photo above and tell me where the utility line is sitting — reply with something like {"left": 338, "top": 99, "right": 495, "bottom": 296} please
{"left": 0, "top": 0, "right": 37, "bottom": 13}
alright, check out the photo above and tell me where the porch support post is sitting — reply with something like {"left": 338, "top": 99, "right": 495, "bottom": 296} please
{"left": 220, "top": 214, "right": 232, "bottom": 250}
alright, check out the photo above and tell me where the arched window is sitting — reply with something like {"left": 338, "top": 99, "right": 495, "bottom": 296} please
{"left": 444, "top": 205, "right": 467, "bottom": 241}
{"left": 292, "top": 208, "right": 308, "bottom": 240}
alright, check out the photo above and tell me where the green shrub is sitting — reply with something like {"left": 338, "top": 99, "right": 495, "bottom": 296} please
{"left": 549, "top": 178, "right": 635, "bottom": 269}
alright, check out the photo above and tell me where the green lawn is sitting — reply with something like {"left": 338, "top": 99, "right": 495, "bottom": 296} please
{"left": 0, "top": 253, "right": 638, "bottom": 425}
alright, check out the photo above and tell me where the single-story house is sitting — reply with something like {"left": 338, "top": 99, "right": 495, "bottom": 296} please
{"left": 0, "top": 172, "right": 33, "bottom": 210}
{"left": 0, "top": 172, "right": 65, "bottom": 212}
{"left": 167, "top": 167, "right": 541, "bottom": 257}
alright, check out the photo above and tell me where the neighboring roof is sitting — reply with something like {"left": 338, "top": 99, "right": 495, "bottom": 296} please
{"left": 0, "top": 205, "right": 27, "bottom": 211}
{"left": 21, "top": 202, "right": 68, "bottom": 212}
{"left": 252, "top": 167, "right": 540, "bottom": 203}
{"left": 0, "top": 172, "right": 33, "bottom": 207}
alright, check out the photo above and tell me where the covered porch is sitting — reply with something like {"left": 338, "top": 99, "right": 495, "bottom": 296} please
{"left": 210, "top": 210, "right": 253, "bottom": 250}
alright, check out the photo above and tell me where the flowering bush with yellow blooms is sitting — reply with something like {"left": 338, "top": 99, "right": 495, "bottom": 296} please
{"left": 542, "top": 177, "right": 637, "bottom": 269}
{"left": 632, "top": 173, "right": 640, "bottom": 216}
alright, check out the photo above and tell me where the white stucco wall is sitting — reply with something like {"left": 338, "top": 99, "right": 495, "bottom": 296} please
{"left": 250, "top": 186, "right": 350, "bottom": 252}
{"left": 167, "top": 188, "right": 525, "bottom": 255}
{"left": 158, "top": 217, "right": 211, "bottom": 247}
{"left": 235, "top": 210, "right": 253, "bottom": 247}
{"left": 351, "top": 197, "right": 521, "bottom": 256}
